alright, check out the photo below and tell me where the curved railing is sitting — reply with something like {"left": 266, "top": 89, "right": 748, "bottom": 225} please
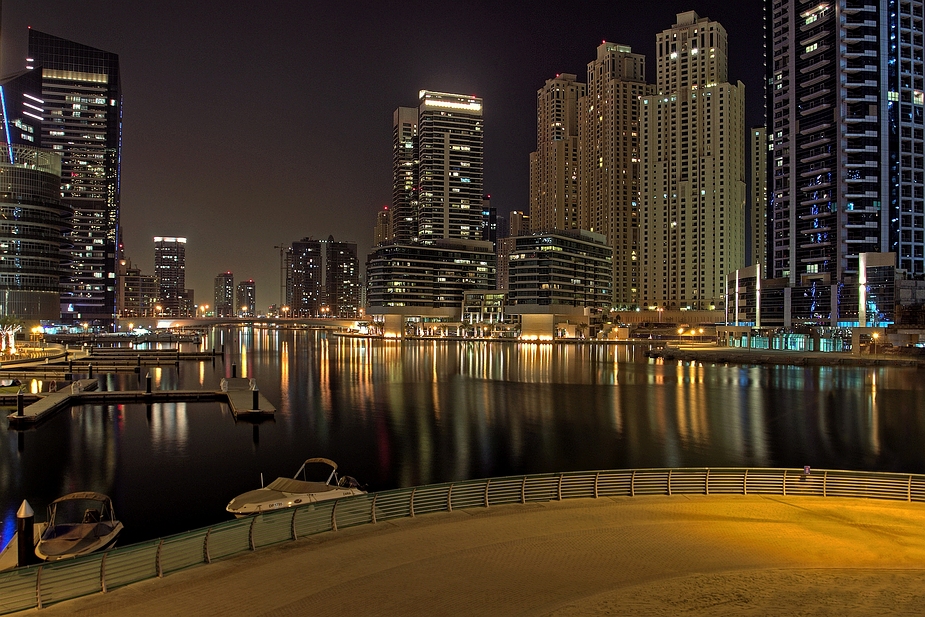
{"left": 2, "top": 466, "right": 924, "bottom": 613}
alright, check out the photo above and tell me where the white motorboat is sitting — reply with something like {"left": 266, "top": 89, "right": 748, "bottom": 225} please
{"left": 227, "top": 457, "right": 365, "bottom": 517}
{"left": 34, "top": 492, "right": 123, "bottom": 562}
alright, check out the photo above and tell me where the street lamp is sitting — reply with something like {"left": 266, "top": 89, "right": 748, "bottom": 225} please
{"left": 872, "top": 332, "right": 880, "bottom": 356}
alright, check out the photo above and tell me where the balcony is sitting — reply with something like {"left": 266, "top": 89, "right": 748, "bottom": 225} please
{"left": 798, "top": 211, "right": 835, "bottom": 220}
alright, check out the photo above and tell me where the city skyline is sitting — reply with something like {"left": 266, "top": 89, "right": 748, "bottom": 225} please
{"left": 0, "top": 1, "right": 763, "bottom": 311}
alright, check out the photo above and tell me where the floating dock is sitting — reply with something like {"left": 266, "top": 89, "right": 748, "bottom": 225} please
{"left": 5, "top": 378, "right": 275, "bottom": 427}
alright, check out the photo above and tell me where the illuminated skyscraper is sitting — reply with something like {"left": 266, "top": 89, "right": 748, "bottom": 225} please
{"left": 287, "top": 238, "right": 322, "bottom": 317}
{"left": 27, "top": 29, "right": 122, "bottom": 326}
{"left": 391, "top": 107, "right": 417, "bottom": 243}
{"left": 508, "top": 210, "right": 530, "bottom": 236}
{"left": 236, "top": 279, "right": 255, "bottom": 317}
{"left": 374, "top": 205, "right": 392, "bottom": 246}
{"left": 416, "top": 91, "right": 483, "bottom": 242}
{"left": 767, "top": 0, "right": 925, "bottom": 282}
{"left": 579, "top": 45, "right": 651, "bottom": 309}
{"left": 640, "top": 11, "right": 746, "bottom": 310}
{"left": 750, "top": 126, "right": 767, "bottom": 271}
{"left": 153, "top": 237, "right": 186, "bottom": 316}
{"left": 368, "top": 91, "right": 493, "bottom": 321}
{"left": 214, "top": 271, "right": 234, "bottom": 318}
{"left": 324, "top": 237, "right": 360, "bottom": 318}
{"left": 530, "top": 73, "right": 585, "bottom": 234}
{"left": 116, "top": 257, "right": 157, "bottom": 319}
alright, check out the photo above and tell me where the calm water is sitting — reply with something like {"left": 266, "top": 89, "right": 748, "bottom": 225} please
{"left": 3, "top": 325, "right": 925, "bottom": 547}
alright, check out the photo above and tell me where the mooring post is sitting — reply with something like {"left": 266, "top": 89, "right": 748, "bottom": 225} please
{"left": 145, "top": 372, "right": 152, "bottom": 394}
{"left": 252, "top": 387, "right": 259, "bottom": 411}
{"left": 232, "top": 363, "right": 237, "bottom": 378}
{"left": 16, "top": 500, "right": 35, "bottom": 567}
{"left": 137, "top": 355, "right": 141, "bottom": 366}
{"left": 88, "top": 364, "right": 93, "bottom": 379}
{"left": 16, "top": 390, "right": 24, "bottom": 416}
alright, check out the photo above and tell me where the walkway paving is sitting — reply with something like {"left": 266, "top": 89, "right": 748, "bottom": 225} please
{"left": 18, "top": 494, "right": 925, "bottom": 616}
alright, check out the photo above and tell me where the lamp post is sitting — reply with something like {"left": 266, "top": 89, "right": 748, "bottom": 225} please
{"left": 872, "top": 332, "right": 879, "bottom": 357}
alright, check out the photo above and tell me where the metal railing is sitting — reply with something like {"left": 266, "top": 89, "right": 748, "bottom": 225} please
{"left": 2, "top": 466, "right": 924, "bottom": 613}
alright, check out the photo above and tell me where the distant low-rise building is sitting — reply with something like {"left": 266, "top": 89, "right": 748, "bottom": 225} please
{"left": 507, "top": 230, "right": 613, "bottom": 309}
{"left": 505, "top": 230, "right": 614, "bottom": 339}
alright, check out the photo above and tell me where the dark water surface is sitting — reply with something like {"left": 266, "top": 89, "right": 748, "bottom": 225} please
{"left": 3, "top": 326, "right": 925, "bottom": 546}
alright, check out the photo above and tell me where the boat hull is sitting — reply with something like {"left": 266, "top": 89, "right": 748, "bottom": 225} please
{"left": 227, "top": 487, "right": 366, "bottom": 518}
{"left": 34, "top": 522, "right": 123, "bottom": 562}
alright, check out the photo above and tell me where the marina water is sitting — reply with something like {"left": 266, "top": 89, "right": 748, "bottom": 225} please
{"left": 3, "top": 325, "right": 925, "bottom": 547}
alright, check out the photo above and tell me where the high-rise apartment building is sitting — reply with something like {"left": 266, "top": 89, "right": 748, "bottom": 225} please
{"left": 116, "top": 257, "right": 157, "bottom": 319}
{"left": 416, "top": 91, "right": 483, "bottom": 242}
{"left": 374, "top": 205, "right": 392, "bottom": 246}
{"left": 579, "top": 44, "right": 651, "bottom": 309}
{"left": 287, "top": 238, "right": 322, "bottom": 317}
{"left": 750, "top": 127, "right": 768, "bottom": 270}
{"left": 481, "top": 197, "right": 497, "bottom": 244}
{"left": 27, "top": 30, "right": 122, "bottom": 326}
{"left": 767, "top": 0, "right": 925, "bottom": 283}
{"left": 391, "top": 107, "right": 417, "bottom": 243}
{"left": 640, "top": 11, "right": 746, "bottom": 310}
{"left": 153, "top": 237, "right": 186, "bottom": 316}
{"left": 509, "top": 210, "right": 530, "bottom": 236}
{"left": 286, "top": 236, "right": 359, "bottom": 317}
{"left": 369, "top": 91, "right": 493, "bottom": 322}
{"left": 530, "top": 73, "right": 585, "bottom": 233}
{"left": 324, "top": 238, "right": 360, "bottom": 318}
{"left": 214, "top": 271, "right": 234, "bottom": 317}
{"left": 236, "top": 279, "right": 255, "bottom": 317}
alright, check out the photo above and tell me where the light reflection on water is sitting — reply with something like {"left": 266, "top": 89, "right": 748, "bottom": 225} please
{"left": 2, "top": 326, "right": 925, "bottom": 547}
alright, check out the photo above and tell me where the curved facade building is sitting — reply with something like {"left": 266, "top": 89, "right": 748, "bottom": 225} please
{"left": 0, "top": 145, "right": 68, "bottom": 320}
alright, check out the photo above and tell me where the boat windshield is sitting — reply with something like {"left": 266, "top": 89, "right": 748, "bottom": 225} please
{"left": 50, "top": 498, "right": 111, "bottom": 526}
{"left": 296, "top": 460, "right": 338, "bottom": 485}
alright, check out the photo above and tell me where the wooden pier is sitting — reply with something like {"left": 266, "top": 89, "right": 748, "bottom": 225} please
{"left": 5, "top": 377, "right": 275, "bottom": 428}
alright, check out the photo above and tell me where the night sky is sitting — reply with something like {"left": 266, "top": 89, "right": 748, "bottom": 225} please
{"left": 2, "top": 1, "right": 764, "bottom": 310}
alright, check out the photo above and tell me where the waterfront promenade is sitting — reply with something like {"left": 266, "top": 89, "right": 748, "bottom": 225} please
{"left": 19, "top": 494, "right": 925, "bottom": 616}
{"left": 647, "top": 343, "right": 925, "bottom": 367}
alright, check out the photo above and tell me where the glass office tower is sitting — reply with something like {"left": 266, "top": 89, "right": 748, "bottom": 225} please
{"left": 28, "top": 29, "right": 122, "bottom": 327}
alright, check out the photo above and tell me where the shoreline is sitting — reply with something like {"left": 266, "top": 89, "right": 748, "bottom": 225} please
{"left": 645, "top": 345, "right": 925, "bottom": 368}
